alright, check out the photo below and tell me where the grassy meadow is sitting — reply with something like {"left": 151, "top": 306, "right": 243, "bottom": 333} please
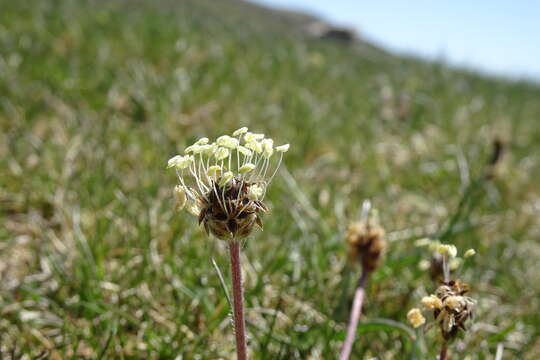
{"left": 1, "top": 0, "right": 540, "bottom": 358}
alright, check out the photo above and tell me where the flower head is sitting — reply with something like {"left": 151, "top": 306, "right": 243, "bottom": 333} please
{"left": 167, "top": 128, "right": 288, "bottom": 240}
{"left": 346, "top": 216, "right": 386, "bottom": 273}
{"left": 413, "top": 280, "right": 476, "bottom": 341}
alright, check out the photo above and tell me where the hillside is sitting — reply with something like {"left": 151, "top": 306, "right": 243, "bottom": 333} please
{"left": 1, "top": 0, "right": 540, "bottom": 358}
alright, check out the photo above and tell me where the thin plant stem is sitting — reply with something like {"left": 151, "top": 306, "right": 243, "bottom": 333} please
{"left": 339, "top": 271, "right": 369, "bottom": 360}
{"left": 229, "top": 240, "right": 248, "bottom": 360}
{"left": 439, "top": 341, "right": 448, "bottom": 360}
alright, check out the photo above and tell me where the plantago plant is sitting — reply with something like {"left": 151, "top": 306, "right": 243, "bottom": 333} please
{"left": 340, "top": 201, "right": 386, "bottom": 360}
{"left": 408, "top": 243, "right": 477, "bottom": 360}
{"left": 168, "top": 127, "right": 289, "bottom": 359}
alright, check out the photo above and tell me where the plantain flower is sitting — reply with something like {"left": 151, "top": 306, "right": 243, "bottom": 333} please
{"left": 167, "top": 127, "right": 289, "bottom": 240}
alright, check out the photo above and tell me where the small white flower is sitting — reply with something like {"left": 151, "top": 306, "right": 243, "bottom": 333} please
{"left": 244, "top": 132, "right": 264, "bottom": 143}
{"left": 167, "top": 155, "right": 193, "bottom": 169}
{"left": 232, "top": 127, "right": 248, "bottom": 136}
{"left": 214, "top": 147, "right": 230, "bottom": 161}
{"left": 219, "top": 171, "right": 234, "bottom": 187}
{"left": 464, "top": 249, "right": 476, "bottom": 258}
{"left": 216, "top": 135, "right": 239, "bottom": 149}
{"left": 185, "top": 144, "right": 201, "bottom": 154}
{"left": 275, "top": 144, "right": 290, "bottom": 153}
{"left": 167, "top": 155, "right": 182, "bottom": 168}
{"left": 195, "top": 137, "right": 209, "bottom": 145}
{"left": 248, "top": 184, "right": 264, "bottom": 200}
{"left": 437, "top": 244, "right": 457, "bottom": 258}
{"left": 239, "top": 163, "right": 256, "bottom": 174}
{"left": 245, "top": 140, "right": 263, "bottom": 154}
{"left": 202, "top": 143, "right": 217, "bottom": 155}
{"left": 237, "top": 145, "right": 252, "bottom": 157}
{"left": 262, "top": 139, "right": 274, "bottom": 158}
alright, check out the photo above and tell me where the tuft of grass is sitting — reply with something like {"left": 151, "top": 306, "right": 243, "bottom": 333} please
{"left": 1, "top": 0, "right": 540, "bottom": 358}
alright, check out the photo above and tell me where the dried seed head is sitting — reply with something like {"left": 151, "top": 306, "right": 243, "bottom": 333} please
{"left": 198, "top": 178, "right": 267, "bottom": 240}
{"left": 409, "top": 279, "right": 475, "bottom": 341}
{"left": 432, "top": 280, "right": 476, "bottom": 341}
{"left": 167, "top": 128, "right": 288, "bottom": 241}
{"left": 346, "top": 220, "right": 386, "bottom": 273}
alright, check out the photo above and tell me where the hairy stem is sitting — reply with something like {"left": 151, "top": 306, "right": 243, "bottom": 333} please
{"left": 229, "top": 240, "right": 248, "bottom": 360}
{"left": 339, "top": 271, "right": 369, "bottom": 360}
{"left": 439, "top": 341, "right": 448, "bottom": 360}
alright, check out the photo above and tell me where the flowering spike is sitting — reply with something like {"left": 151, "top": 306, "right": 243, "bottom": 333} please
{"left": 168, "top": 129, "right": 289, "bottom": 240}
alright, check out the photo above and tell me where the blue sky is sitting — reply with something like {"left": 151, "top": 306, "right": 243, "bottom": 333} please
{"left": 252, "top": 0, "right": 540, "bottom": 81}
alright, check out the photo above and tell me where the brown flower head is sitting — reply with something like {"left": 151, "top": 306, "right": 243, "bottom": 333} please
{"left": 346, "top": 210, "right": 386, "bottom": 272}
{"left": 168, "top": 128, "right": 289, "bottom": 241}
{"left": 417, "top": 279, "right": 476, "bottom": 341}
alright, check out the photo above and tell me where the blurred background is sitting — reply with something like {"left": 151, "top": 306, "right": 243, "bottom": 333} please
{"left": 1, "top": 0, "right": 539, "bottom": 358}
{"left": 255, "top": 0, "right": 540, "bottom": 81}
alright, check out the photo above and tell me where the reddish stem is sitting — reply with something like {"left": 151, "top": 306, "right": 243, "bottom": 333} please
{"left": 439, "top": 341, "right": 448, "bottom": 360}
{"left": 339, "top": 271, "right": 368, "bottom": 360}
{"left": 229, "top": 240, "right": 248, "bottom": 360}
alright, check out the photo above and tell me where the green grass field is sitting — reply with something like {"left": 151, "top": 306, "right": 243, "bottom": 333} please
{"left": 1, "top": 0, "right": 540, "bottom": 358}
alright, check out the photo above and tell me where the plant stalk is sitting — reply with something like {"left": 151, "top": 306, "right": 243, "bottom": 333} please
{"left": 339, "top": 271, "right": 369, "bottom": 360}
{"left": 229, "top": 240, "right": 248, "bottom": 360}
{"left": 439, "top": 341, "right": 448, "bottom": 360}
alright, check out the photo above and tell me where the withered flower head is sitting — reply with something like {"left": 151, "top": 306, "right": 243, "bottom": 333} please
{"left": 346, "top": 216, "right": 386, "bottom": 272}
{"left": 416, "top": 279, "right": 476, "bottom": 341}
{"left": 168, "top": 128, "right": 289, "bottom": 240}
